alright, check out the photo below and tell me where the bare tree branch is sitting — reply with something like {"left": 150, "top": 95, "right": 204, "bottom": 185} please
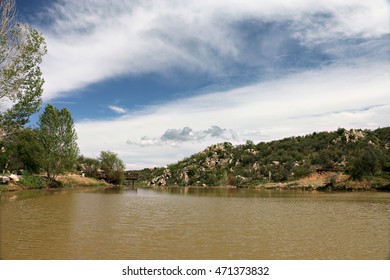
{"left": 0, "top": 0, "right": 16, "bottom": 37}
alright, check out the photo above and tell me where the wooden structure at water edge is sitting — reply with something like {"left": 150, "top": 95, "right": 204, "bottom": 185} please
{"left": 125, "top": 172, "right": 139, "bottom": 186}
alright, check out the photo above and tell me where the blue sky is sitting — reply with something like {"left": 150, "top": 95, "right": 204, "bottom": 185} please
{"left": 16, "top": 0, "right": 390, "bottom": 169}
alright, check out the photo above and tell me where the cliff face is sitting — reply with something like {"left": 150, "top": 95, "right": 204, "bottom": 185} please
{"left": 140, "top": 127, "right": 390, "bottom": 188}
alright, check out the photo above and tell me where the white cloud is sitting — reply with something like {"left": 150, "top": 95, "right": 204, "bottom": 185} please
{"left": 75, "top": 61, "right": 390, "bottom": 168}
{"left": 39, "top": 0, "right": 390, "bottom": 100}
{"left": 108, "top": 105, "right": 127, "bottom": 114}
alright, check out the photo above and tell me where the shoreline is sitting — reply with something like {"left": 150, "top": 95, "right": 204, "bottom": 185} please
{"left": 0, "top": 174, "right": 108, "bottom": 193}
{"left": 1, "top": 172, "right": 389, "bottom": 194}
{"left": 146, "top": 171, "right": 390, "bottom": 192}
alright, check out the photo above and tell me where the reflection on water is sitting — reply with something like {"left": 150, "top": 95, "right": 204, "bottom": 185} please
{"left": 1, "top": 188, "right": 389, "bottom": 259}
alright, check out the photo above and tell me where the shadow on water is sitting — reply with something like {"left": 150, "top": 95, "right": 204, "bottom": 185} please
{"left": 152, "top": 186, "right": 319, "bottom": 199}
{"left": 0, "top": 186, "right": 142, "bottom": 201}
{"left": 101, "top": 187, "right": 138, "bottom": 195}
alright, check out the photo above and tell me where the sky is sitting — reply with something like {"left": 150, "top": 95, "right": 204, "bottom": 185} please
{"left": 15, "top": 0, "right": 390, "bottom": 169}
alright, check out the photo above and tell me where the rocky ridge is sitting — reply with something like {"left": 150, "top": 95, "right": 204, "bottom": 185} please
{"left": 140, "top": 128, "right": 390, "bottom": 190}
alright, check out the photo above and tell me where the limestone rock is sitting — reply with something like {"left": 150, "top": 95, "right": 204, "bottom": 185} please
{"left": 343, "top": 129, "right": 365, "bottom": 143}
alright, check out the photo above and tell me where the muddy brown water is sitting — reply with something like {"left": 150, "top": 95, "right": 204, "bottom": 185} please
{"left": 1, "top": 187, "right": 389, "bottom": 259}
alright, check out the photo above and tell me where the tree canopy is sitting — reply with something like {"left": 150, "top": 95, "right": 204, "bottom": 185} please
{"left": 99, "top": 151, "right": 125, "bottom": 184}
{"left": 0, "top": 0, "right": 47, "bottom": 133}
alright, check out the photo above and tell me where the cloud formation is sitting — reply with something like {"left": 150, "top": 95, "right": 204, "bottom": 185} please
{"left": 38, "top": 0, "right": 389, "bottom": 100}
{"left": 161, "top": 127, "right": 196, "bottom": 143}
{"left": 127, "top": 125, "right": 237, "bottom": 147}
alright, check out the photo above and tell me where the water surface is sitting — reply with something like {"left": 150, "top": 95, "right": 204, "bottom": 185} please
{"left": 1, "top": 188, "right": 389, "bottom": 259}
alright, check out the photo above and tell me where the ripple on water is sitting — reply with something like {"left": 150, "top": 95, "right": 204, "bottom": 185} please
{"left": 1, "top": 188, "right": 389, "bottom": 259}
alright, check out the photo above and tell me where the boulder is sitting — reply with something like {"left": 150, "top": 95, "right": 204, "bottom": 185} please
{"left": 0, "top": 176, "right": 10, "bottom": 184}
{"left": 9, "top": 174, "right": 19, "bottom": 182}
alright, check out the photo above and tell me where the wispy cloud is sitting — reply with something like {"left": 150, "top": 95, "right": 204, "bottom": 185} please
{"left": 108, "top": 105, "right": 127, "bottom": 114}
{"left": 38, "top": 0, "right": 389, "bottom": 100}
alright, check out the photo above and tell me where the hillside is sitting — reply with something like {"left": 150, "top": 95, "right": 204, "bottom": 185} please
{"left": 138, "top": 127, "right": 390, "bottom": 190}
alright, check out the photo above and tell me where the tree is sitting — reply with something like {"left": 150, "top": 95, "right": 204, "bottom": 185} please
{"left": 99, "top": 151, "right": 125, "bottom": 184}
{"left": 77, "top": 155, "right": 101, "bottom": 177}
{"left": 38, "top": 104, "right": 79, "bottom": 180}
{"left": 0, "top": 0, "right": 47, "bottom": 133}
{"left": 0, "top": 127, "right": 41, "bottom": 173}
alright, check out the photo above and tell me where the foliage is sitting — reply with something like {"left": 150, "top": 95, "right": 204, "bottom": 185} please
{"left": 348, "top": 146, "right": 383, "bottom": 180}
{"left": 0, "top": 127, "right": 41, "bottom": 172}
{"left": 0, "top": 0, "right": 47, "bottom": 174}
{"left": 99, "top": 151, "right": 125, "bottom": 184}
{"left": 38, "top": 104, "right": 79, "bottom": 179}
{"left": 0, "top": 0, "right": 47, "bottom": 133}
{"left": 19, "top": 172, "right": 46, "bottom": 189}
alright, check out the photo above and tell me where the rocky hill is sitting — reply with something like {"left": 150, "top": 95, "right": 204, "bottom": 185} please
{"left": 138, "top": 127, "right": 390, "bottom": 190}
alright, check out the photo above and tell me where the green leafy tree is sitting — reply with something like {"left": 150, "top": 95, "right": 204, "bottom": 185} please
{"left": 99, "top": 151, "right": 125, "bottom": 184}
{"left": 0, "top": 127, "right": 41, "bottom": 172}
{"left": 38, "top": 104, "right": 79, "bottom": 179}
{"left": 348, "top": 147, "right": 382, "bottom": 180}
{"left": 0, "top": 0, "right": 47, "bottom": 133}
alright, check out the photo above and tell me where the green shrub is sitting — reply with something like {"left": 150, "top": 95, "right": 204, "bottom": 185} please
{"left": 19, "top": 173, "right": 47, "bottom": 189}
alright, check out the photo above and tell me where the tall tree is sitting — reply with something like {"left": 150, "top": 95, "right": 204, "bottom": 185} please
{"left": 38, "top": 104, "right": 79, "bottom": 179}
{"left": 0, "top": 0, "right": 47, "bottom": 134}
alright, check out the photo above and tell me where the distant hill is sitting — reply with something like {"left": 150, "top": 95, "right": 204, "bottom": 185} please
{"left": 138, "top": 127, "right": 390, "bottom": 190}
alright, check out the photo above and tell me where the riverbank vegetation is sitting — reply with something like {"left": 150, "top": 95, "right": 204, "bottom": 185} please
{"left": 0, "top": 173, "right": 108, "bottom": 192}
{"left": 0, "top": 1, "right": 126, "bottom": 191}
{"left": 0, "top": 129, "right": 126, "bottom": 190}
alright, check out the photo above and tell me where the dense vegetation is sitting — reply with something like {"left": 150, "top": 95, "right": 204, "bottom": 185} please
{"left": 140, "top": 127, "right": 390, "bottom": 190}
{"left": 0, "top": 123, "right": 126, "bottom": 188}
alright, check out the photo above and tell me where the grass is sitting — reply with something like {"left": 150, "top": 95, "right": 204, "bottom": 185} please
{"left": 56, "top": 174, "right": 107, "bottom": 188}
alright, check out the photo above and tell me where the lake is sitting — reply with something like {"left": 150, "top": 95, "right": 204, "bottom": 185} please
{"left": 1, "top": 187, "right": 389, "bottom": 259}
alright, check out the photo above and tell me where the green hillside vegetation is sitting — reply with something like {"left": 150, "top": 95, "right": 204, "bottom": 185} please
{"left": 139, "top": 128, "right": 390, "bottom": 191}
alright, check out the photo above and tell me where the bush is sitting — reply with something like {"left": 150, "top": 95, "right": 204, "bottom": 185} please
{"left": 348, "top": 147, "right": 382, "bottom": 180}
{"left": 19, "top": 173, "right": 47, "bottom": 189}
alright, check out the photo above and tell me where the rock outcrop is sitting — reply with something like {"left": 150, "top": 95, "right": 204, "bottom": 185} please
{"left": 149, "top": 168, "right": 171, "bottom": 187}
{"left": 142, "top": 127, "right": 390, "bottom": 188}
